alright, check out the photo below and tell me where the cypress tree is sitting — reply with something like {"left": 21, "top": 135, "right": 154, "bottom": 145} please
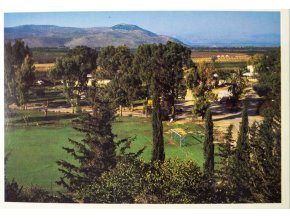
{"left": 216, "top": 124, "right": 235, "bottom": 202}
{"left": 217, "top": 125, "right": 234, "bottom": 183}
{"left": 203, "top": 108, "right": 214, "bottom": 178}
{"left": 236, "top": 102, "right": 249, "bottom": 158}
{"left": 56, "top": 87, "right": 116, "bottom": 201}
{"left": 232, "top": 102, "right": 252, "bottom": 202}
{"left": 151, "top": 74, "right": 165, "bottom": 162}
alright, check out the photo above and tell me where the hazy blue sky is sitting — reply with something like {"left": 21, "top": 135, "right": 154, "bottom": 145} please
{"left": 4, "top": 11, "right": 280, "bottom": 45}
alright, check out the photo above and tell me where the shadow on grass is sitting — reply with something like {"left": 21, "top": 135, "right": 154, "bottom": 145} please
{"left": 13, "top": 113, "right": 79, "bottom": 124}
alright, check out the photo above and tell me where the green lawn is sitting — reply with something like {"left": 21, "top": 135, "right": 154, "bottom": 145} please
{"left": 5, "top": 112, "right": 204, "bottom": 192}
{"left": 113, "top": 117, "right": 205, "bottom": 163}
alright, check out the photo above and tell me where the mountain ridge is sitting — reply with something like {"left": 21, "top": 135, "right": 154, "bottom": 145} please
{"left": 4, "top": 24, "right": 182, "bottom": 48}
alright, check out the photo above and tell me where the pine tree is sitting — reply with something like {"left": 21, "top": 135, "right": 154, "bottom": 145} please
{"left": 56, "top": 86, "right": 116, "bottom": 201}
{"left": 203, "top": 108, "right": 214, "bottom": 178}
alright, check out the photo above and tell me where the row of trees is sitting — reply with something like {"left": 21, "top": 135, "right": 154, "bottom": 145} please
{"left": 49, "top": 42, "right": 191, "bottom": 116}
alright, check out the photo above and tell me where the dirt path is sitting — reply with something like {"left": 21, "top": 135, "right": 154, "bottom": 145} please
{"left": 174, "top": 85, "right": 263, "bottom": 140}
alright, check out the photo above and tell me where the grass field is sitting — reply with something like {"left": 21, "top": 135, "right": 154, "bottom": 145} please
{"left": 191, "top": 51, "right": 250, "bottom": 70}
{"left": 5, "top": 112, "right": 205, "bottom": 192}
{"left": 34, "top": 63, "right": 55, "bottom": 72}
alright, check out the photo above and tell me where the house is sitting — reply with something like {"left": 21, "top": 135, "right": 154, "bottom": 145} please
{"left": 217, "top": 90, "right": 231, "bottom": 103}
{"left": 243, "top": 65, "right": 256, "bottom": 78}
{"left": 247, "top": 65, "right": 254, "bottom": 73}
{"left": 86, "top": 73, "right": 111, "bottom": 87}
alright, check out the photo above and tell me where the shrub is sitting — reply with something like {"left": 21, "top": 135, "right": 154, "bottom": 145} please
{"left": 80, "top": 158, "right": 208, "bottom": 204}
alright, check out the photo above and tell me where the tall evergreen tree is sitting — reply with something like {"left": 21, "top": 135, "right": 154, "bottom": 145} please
{"left": 151, "top": 45, "right": 165, "bottom": 162}
{"left": 217, "top": 125, "right": 234, "bottom": 184}
{"left": 236, "top": 102, "right": 249, "bottom": 160}
{"left": 216, "top": 124, "right": 236, "bottom": 202}
{"left": 56, "top": 86, "right": 116, "bottom": 201}
{"left": 232, "top": 102, "right": 252, "bottom": 202}
{"left": 203, "top": 108, "right": 214, "bottom": 178}
{"left": 151, "top": 76, "right": 165, "bottom": 162}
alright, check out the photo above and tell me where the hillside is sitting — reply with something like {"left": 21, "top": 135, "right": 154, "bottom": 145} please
{"left": 4, "top": 24, "right": 182, "bottom": 48}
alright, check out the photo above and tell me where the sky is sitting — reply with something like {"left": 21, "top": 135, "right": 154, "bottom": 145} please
{"left": 4, "top": 11, "right": 280, "bottom": 45}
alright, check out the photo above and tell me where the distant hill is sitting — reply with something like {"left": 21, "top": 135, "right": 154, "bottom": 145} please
{"left": 4, "top": 24, "right": 183, "bottom": 48}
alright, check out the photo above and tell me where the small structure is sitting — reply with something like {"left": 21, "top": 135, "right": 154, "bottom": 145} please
{"left": 170, "top": 128, "right": 187, "bottom": 147}
{"left": 247, "top": 65, "right": 254, "bottom": 74}
{"left": 36, "top": 80, "right": 44, "bottom": 85}
{"left": 244, "top": 65, "right": 257, "bottom": 80}
{"left": 217, "top": 90, "right": 231, "bottom": 103}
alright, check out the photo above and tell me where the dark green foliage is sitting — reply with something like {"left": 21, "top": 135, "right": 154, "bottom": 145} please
{"left": 217, "top": 125, "right": 234, "bottom": 184}
{"left": 247, "top": 109, "right": 281, "bottom": 202}
{"left": 151, "top": 83, "right": 165, "bottom": 162}
{"left": 236, "top": 103, "right": 249, "bottom": 158}
{"left": 99, "top": 45, "right": 144, "bottom": 108}
{"left": 5, "top": 178, "right": 24, "bottom": 202}
{"left": 80, "top": 139, "right": 146, "bottom": 203}
{"left": 215, "top": 124, "right": 236, "bottom": 203}
{"left": 4, "top": 40, "right": 32, "bottom": 106}
{"left": 192, "top": 88, "right": 216, "bottom": 119}
{"left": 81, "top": 158, "right": 206, "bottom": 204}
{"left": 250, "top": 49, "right": 280, "bottom": 103}
{"left": 5, "top": 180, "right": 57, "bottom": 203}
{"left": 231, "top": 103, "right": 252, "bottom": 202}
{"left": 11, "top": 40, "right": 32, "bottom": 66}
{"left": 15, "top": 55, "right": 35, "bottom": 107}
{"left": 56, "top": 87, "right": 116, "bottom": 201}
{"left": 133, "top": 42, "right": 192, "bottom": 113}
{"left": 142, "top": 160, "right": 206, "bottom": 203}
{"left": 20, "top": 186, "right": 58, "bottom": 203}
{"left": 203, "top": 108, "right": 214, "bottom": 179}
{"left": 150, "top": 44, "right": 166, "bottom": 162}
{"left": 4, "top": 42, "right": 14, "bottom": 105}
